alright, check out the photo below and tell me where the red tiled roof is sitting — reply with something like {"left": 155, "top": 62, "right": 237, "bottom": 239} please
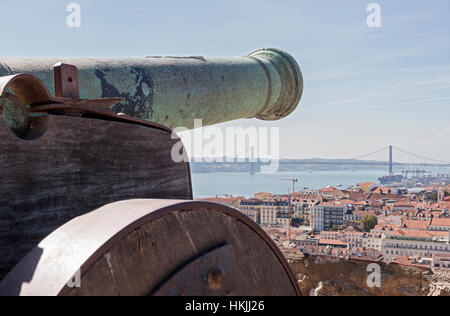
{"left": 349, "top": 192, "right": 369, "bottom": 201}
{"left": 319, "top": 239, "right": 348, "bottom": 246}
{"left": 394, "top": 201, "right": 417, "bottom": 208}
{"left": 317, "top": 201, "right": 349, "bottom": 207}
{"left": 373, "top": 224, "right": 397, "bottom": 231}
{"left": 369, "top": 193, "right": 402, "bottom": 201}
{"left": 389, "top": 229, "right": 448, "bottom": 239}
{"left": 318, "top": 186, "right": 341, "bottom": 193}
{"left": 430, "top": 218, "right": 450, "bottom": 227}
{"left": 391, "top": 256, "right": 430, "bottom": 269}
{"left": 360, "top": 182, "right": 376, "bottom": 187}
{"left": 402, "top": 219, "right": 431, "bottom": 230}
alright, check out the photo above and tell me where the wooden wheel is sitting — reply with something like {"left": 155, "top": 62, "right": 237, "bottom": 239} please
{"left": 0, "top": 199, "right": 300, "bottom": 296}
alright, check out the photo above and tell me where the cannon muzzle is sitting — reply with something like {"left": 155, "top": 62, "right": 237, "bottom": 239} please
{"left": 0, "top": 48, "right": 303, "bottom": 129}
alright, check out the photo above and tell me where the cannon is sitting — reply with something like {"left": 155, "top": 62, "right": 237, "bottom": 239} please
{"left": 0, "top": 48, "right": 303, "bottom": 296}
{"left": 0, "top": 48, "right": 302, "bottom": 130}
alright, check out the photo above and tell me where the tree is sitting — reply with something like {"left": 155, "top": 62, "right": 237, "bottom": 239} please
{"left": 331, "top": 225, "right": 341, "bottom": 232}
{"left": 428, "top": 193, "right": 438, "bottom": 202}
{"left": 361, "top": 214, "right": 378, "bottom": 232}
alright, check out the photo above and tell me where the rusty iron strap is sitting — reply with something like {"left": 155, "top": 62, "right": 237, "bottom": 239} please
{"left": 0, "top": 70, "right": 172, "bottom": 138}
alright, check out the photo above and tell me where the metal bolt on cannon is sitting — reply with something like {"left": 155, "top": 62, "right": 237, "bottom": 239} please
{"left": 0, "top": 49, "right": 303, "bottom": 296}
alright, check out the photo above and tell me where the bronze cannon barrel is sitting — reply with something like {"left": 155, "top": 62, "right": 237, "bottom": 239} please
{"left": 0, "top": 48, "right": 303, "bottom": 129}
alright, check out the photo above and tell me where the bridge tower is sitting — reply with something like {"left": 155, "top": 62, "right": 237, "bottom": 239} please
{"left": 250, "top": 147, "right": 255, "bottom": 175}
{"left": 389, "top": 145, "right": 393, "bottom": 175}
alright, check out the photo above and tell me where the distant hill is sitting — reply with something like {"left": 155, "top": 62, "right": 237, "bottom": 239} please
{"left": 188, "top": 158, "right": 430, "bottom": 173}
{"left": 191, "top": 158, "right": 442, "bottom": 173}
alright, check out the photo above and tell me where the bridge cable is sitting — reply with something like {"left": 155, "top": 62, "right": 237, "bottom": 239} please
{"left": 350, "top": 146, "right": 389, "bottom": 160}
{"left": 392, "top": 146, "right": 450, "bottom": 164}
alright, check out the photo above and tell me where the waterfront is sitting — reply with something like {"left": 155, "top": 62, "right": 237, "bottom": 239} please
{"left": 191, "top": 167, "right": 450, "bottom": 198}
{"left": 191, "top": 169, "right": 383, "bottom": 198}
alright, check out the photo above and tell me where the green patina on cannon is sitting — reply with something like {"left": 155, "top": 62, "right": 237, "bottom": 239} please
{"left": 0, "top": 48, "right": 302, "bottom": 130}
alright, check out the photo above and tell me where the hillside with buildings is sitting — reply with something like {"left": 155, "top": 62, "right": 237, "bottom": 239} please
{"left": 199, "top": 182, "right": 450, "bottom": 295}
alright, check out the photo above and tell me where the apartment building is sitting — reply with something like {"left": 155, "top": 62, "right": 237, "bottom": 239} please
{"left": 318, "top": 238, "right": 348, "bottom": 249}
{"left": 320, "top": 230, "right": 382, "bottom": 250}
{"left": 400, "top": 218, "right": 450, "bottom": 232}
{"left": 293, "top": 195, "right": 320, "bottom": 224}
{"left": 239, "top": 198, "right": 262, "bottom": 224}
{"left": 260, "top": 200, "right": 291, "bottom": 227}
{"left": 429, "top": 218, "right": 450, "bottom": 231}
{"left": 312, "top": 202, "right": 354, "bottom": 232}
{"left": 344, "top": 210, "right": 362, "bottom": 222}
{"left": 432, "top": 253, "right": 450, "bottom": 268}
{"left": 346, "top": 231, "right": 364, "bottom": 248}
{"left": 362, "top": 233, "right": 383, "bottom": 251}
{"left": 239, "top": 198, "right": 293, "bottom": 227}
{"left": 382, "top": 229, "right": 450, "bottom": 262}
{"left": 319, "top": 231, "right": 344, "bottom": 240}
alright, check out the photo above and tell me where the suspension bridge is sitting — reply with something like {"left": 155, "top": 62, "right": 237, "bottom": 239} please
{"left": 232, "top": 145, "right": 450, "bottom": 175}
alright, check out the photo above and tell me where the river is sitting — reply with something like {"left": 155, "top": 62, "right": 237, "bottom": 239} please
{"left": 191, "top": 167, "right": 450, "bottom": 198}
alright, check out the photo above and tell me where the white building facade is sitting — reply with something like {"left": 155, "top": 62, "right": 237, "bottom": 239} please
{"left": 382, "top": 230, "right": 450, "bottom": 262}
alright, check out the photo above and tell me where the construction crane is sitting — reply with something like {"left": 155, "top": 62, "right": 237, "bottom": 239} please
{"left": 280, "top": 177, "right": 298, "bottom": 244}
{"left": 214, "top": 193, "right": 234, "bottom": 198}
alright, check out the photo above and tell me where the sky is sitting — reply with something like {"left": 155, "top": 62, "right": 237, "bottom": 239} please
{"left": 0, "top": 0, "right": 449, "bottom": 163}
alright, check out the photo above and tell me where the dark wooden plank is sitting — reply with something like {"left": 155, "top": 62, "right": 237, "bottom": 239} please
{"left": 0, "top": 115, "right": 192, "bottom": 280}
